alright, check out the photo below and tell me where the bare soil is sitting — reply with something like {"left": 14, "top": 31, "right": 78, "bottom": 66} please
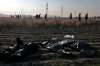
{"left": 0, "top": 19, "right": 100, "bottom": 66}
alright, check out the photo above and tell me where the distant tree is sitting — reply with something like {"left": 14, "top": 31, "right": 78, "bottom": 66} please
{"left": 78, "top": 13, "right": 81, "bottom": 21}
{"left": 69, "top": 13, "right": 72, "bottom": 20}
{"left": 85, "top": 13, "right": 88, "bottom": 21}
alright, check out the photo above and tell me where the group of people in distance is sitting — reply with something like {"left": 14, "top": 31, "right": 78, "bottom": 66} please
{"left": 35, "top": 13, "right": 47, "bottom": 19}
{"left": 70, "top": 13, "right": 88, "bottom": 21}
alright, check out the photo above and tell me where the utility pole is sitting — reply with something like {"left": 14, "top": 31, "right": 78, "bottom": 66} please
{"left": 45, "top": 3, "right": 48, "bottom": 15}
{"left": 45, "top": 3, "right": 48, "bottom": 19}
{"left": 61, "top": 5, "right": 63, "bottom": 17}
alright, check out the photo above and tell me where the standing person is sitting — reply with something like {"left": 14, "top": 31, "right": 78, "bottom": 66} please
{"left": 36, "top": 14, "right": 39, "bottom": 19}
{"left": 44, "top": 14, "right": 47, "bottom": 19}
{"left": 85, "top": 13, "right": 88, "bottom": 21}
{"left": 38, "top": 13, "right": 41, "bottom": 19}
{"left": 78, "top": 13, "right": 81, "bottom": 21}
{"left": 69, "top": 13, "right": 72, "bottom": 20}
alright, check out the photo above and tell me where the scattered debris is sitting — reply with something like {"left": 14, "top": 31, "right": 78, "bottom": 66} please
{"left": 0, "top": 35, "right": 98, "bottom": 62}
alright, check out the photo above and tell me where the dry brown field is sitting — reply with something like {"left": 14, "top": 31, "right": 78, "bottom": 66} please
{"left": 0, "top": 17, "right": 100, "bottom": 66}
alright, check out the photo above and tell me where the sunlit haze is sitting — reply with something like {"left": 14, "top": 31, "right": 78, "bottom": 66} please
{"left": 0, "top": 0, "right": 100, "bottom": 17}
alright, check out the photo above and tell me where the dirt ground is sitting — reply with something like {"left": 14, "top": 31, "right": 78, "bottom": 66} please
{"left": 0, "top": 21, "right": 100, "bottom": 66}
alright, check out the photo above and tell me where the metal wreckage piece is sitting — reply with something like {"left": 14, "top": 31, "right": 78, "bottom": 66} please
{"left": 0, "top": 37, "right": 40, "bottom": 62}
{"left": 41, "top": 35, "right": 98, "bottom": 57}
{"left": 0, "top": 35, "right": 98, "bottom": 62}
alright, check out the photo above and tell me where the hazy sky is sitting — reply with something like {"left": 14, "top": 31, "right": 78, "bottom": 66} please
{"left": 0, "top": 0, "right": 100, "bottom": 17}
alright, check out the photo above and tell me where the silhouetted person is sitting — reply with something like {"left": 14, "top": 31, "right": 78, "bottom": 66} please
{"left": 36, "top": 14, "right": 39, "bottom": 19}
{"left": 16, "top": 15, "right": 22, "bottom": 19}
{"left": 44, "top": 14, "right": 47, "bottom": 19}
{"left": 69, "top": 13, "right": 72, "bottom": 20}
{"left": 78, "top": 13, "right": 81, "bottom": 21}
{"left": 85, "top": 13, "right": 88, "bottom": 21}
{"left": 11, "top": 15, "right": 14, "bottom": 18}
{"left": 38, "top": 13, "right": 41, "bottom": 19}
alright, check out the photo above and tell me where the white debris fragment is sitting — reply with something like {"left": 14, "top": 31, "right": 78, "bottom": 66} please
{"left": 64, "top": 35, "right": 74, "bottom": 39}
